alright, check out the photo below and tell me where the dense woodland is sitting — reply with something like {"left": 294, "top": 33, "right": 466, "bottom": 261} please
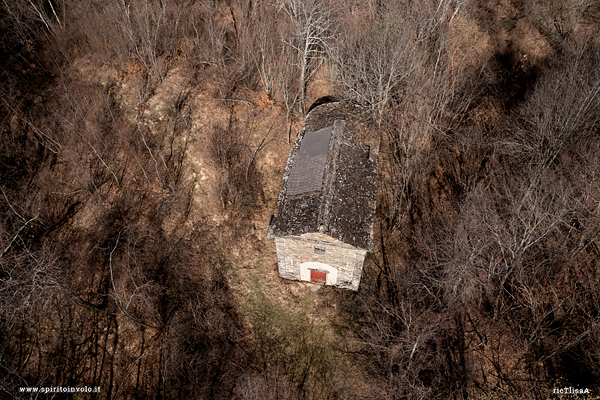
{"left": 2, "top": 0, "right": 600, "bottom": 399}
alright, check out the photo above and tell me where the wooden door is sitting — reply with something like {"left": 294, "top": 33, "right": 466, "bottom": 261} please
{"left": 311, "top": 270, "right": 326, "bottom": 284}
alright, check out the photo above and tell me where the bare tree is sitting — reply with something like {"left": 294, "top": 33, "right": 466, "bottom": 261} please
{"left": 278, "top": 0, "right": 334, "bottom": 113}
{"left": 328, "top": 12, "right": 419, "bottom": 124}
{"left": 113, "top": 0, "right": 189, "bottom": 84}
{"left": 277, "top": 42, "right": 302, "bottom": 142}
{"left": 249, "top": 3, "right": 282, "bottom": 98}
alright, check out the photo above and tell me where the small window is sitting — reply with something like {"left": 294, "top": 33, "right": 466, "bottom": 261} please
{"left": 314, "top": 245, "right": 326, "bottom": 254}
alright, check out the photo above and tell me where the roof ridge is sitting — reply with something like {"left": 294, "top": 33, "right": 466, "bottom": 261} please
{"left": 317, "top": 119, "right": 344, "bottom": 233}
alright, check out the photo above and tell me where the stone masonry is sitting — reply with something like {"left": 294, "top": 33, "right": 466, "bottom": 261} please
{"left": 275, "top": 232, "right": 366, "bottom": 291}
{"left": 267, "top": 100, "right": 378, "bottom": 291}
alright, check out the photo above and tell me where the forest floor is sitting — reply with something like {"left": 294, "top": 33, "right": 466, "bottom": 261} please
{"left": 101, "top": 56, "right": 351, "bottom": 337}
{"left": 175, "top": 67, "right": 374, "bottom": 393}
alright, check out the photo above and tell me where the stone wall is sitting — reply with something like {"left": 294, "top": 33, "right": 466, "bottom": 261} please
{"left": 274, "top": 233, "right": 366, "bottom": 290}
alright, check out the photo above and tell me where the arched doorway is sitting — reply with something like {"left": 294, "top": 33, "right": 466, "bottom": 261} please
{"left": 299, "top": 262, "right": 338, "bottom": 285}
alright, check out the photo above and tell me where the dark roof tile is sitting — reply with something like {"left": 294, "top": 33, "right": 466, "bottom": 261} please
{"left": 267, "top": 101, "right": 379, "bottom": 251}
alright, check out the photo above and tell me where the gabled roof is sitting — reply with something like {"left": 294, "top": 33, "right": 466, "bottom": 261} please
{"left": 267, "top": 101, "right": 379, "bottom": 251}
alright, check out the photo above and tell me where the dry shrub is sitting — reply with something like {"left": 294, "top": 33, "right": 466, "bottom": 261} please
{"left": 206, "top": 107, "right": 263, "bottom": 215}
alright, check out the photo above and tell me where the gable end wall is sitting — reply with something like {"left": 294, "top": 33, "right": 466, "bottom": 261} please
{"left": 274, "top": 236, "right": 366, "bottom": 290}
